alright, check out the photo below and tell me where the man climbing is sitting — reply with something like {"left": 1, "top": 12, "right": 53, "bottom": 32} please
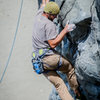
{"left": 32, "top": 0, "right": 81, "bottom": 100}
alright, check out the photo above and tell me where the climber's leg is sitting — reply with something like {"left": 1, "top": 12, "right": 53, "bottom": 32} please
{"left": 58, "top": 57, "right": 80, "bottom": 96}
{"left": 43, "top": 71, "right": 74, "bottom": 100}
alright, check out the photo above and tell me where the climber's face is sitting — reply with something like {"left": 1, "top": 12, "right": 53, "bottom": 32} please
{"left": 48, "top": 14, "right": 57, "bottom": 21}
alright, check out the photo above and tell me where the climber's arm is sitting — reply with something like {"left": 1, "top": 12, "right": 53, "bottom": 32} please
{"left": 48, "top": 24, "right": 76, "bottom": 48}
{"left": 41, "top": 0, "right": 49, "bottom": 8}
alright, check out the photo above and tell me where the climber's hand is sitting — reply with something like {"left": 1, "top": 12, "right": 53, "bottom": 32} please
{"left": 67, "top": 24, "right": 76, "bottom": 32}
{"left": 65, "top": 20, "right": 76, "bottom": 32}
{"left": 61, "top": 21, "right": 76, "bottom": 34}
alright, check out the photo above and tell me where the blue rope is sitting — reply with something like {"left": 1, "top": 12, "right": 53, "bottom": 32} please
{"left": 0, "top": 0, "right": 23, "bottom": 83}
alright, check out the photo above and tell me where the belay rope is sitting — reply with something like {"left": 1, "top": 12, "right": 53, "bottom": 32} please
{"left": 0, "top": 0, "right": 23, "bottom": 83}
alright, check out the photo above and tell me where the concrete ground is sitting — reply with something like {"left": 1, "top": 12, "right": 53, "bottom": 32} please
{"left": 0, "top": 0, "right": 52, "bottom": 100}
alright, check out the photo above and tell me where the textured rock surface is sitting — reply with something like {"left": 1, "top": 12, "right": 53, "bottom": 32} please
{"left": 49, "top": 0, "right": 100, "bottom": 100}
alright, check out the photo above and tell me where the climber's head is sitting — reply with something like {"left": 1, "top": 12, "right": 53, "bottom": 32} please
{"left": 43, "top": 2, "right": 60, "bottom": 21}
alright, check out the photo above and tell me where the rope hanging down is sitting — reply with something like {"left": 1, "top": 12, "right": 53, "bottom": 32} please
{"left": 0, "top": 0, "right": 23, "bottom": 83}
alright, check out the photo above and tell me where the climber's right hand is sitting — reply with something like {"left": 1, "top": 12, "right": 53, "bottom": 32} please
{"left": 64, "top": 21, "right": 76, "bottom": 33}
{"left": 67, "top": 24, "right": 76, "bottom": 32}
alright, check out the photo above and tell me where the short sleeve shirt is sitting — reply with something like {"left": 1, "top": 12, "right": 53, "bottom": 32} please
{"left": 32, "top": 8, "right": 58, "bottom": 53}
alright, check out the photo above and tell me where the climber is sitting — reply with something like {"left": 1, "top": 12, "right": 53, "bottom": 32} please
{"left": 32, "top": 0, "right": 81, "bottom": 100}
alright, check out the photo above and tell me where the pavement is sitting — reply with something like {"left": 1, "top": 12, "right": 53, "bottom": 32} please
{"left": 0, "top": 0, "right": 52, "bottom": 100}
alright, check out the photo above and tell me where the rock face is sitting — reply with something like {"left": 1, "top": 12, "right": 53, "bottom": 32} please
{"left": 50, "top": 0, "right": 100, "bottom": 100}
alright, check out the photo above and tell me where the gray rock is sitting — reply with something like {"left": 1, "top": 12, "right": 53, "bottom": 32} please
{"left": 49, "top": 0, "right": 100, "bottom": 100}
{"left": 75, "top": 0, "right": 100, "bottom": 99}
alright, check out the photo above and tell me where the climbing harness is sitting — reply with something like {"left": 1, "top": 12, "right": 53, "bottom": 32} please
{"left": 31, "top": 48, "right": 62, "bottom": 74}
{"left": 0, "top": 0, "right": 23, "bottom": 83}
{"left": 32, "top": 48, "right": 50, "bottom": 74}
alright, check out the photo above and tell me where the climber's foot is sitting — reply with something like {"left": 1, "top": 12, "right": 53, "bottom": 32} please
{"left": 74, "top": 88, "right": 81, "bottom": 100}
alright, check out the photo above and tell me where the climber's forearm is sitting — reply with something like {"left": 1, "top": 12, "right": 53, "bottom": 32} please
{"left": 48, "top": 25, "right": 69, "bottom": 48}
